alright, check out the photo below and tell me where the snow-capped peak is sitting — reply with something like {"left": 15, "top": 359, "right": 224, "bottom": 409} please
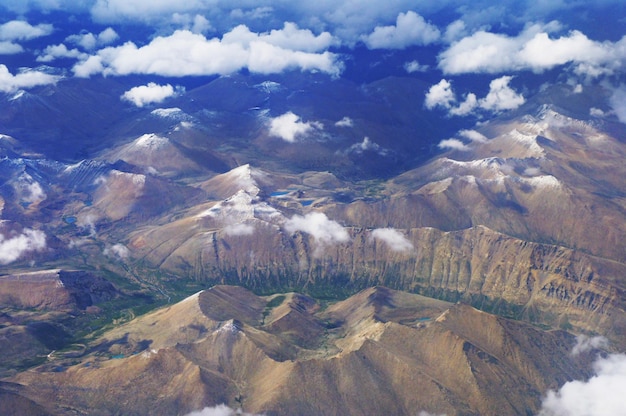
{"left": 134, "top": 133, "right": 170, "bottom": 149}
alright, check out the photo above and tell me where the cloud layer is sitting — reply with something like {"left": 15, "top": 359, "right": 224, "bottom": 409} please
{"left": 425, "top": 76, "right": 525, "bottom": 116}
{"left": 73, "top": 24, "right": 342, "bottom": 78}
{"left": 0, "top": 226, "right": 46, "bottom": 265}
{"left": 269, "top": 112, "right": 323, "bottom": 142}
{"left": 539, "top": 353, "right": 626, "bottom": 416}
{"left": 438, "top": 23, "right": 626, "bottom": 77}
{"left": 362, "top": 11, "right": 440, "bottom": 49}
{"left": 0, "top": 65, "right": 60, "bottom": 93}
{"left": 370, "top": 228, "right": 414, "bottom": 252}
{"left": 121, "top": 83, "right": 180, "bottom": 107}
{"left": 284, "top": 212, "right": 349, "bottom": 248}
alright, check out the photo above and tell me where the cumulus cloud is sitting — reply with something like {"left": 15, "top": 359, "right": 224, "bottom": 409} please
{"left": 0, "top": 226, "right": 46, "bottom": 265}
{"left": 609, "top": 86, "right": 626, "bottom": 124}
{"left": 269, "top": 112, "right": 323, "bottom": 142}
{"left": 66, "top": 27, "right": 119, "bottom": 50}
{"left": 37, "top": 44, "right": 88, "bottom": 62}
{"left": 0, "top": 41, "right": 23, "bottom": 54}
{"left": 437, "top": 138, "right": 471, "bottom": 151}
{"left": 103, "top": 243, "right": 130, "bottom": 259}
{"left": 0, "top": 64, "right": 60, "bottom": 93}
{"left": 539, "top": 353, "right": 626, "bottom": 416}
{"left": 335, "top": 116, "right": 354, "bottom": 127}
{"left": 172, "top": 13, "right": 212, "bottom": 34}
{"left": 0, "top": 20, "right": 53, "bottom": 54}
{"left": 425, "top": 79, "right": 456, "bottom": 111}
{"left": 185, "top": 404, "right": 263, "bottom": 416}
{"left": 16, "top": 178, "right": 46, "bottom": 204}
{"left": 73, "top": 25, "right": 342, "bottom": 78}
{"left": 480, "top": 76, "right": 526, "bottom": 111}
{"left": 458, "top": 129, "right": 488, "bottom": 143}
{"left": 404, "top": 60, "right": 428, "bottom": 73}
{"left": 438, "top": 23, "right": 626, "bottom": 77}
{"left": 0, "top": 20, "right": 53, "bottom": 41}
{"left": 425, "top": 76, "right": 525, "bottom": 116}
{"left": 284, "top": 212, "right": 349, "bottom": 251}
{"left": 570, "top": 335, "right": 609, "bottom": 356}
{"left": 344, "top": 137, "right": 388, "bottom": 156}
{"left": 370, "top": 228, "right": 413, "bottom": 252}
{"left": 223, "top": 223, "right": 255, "bottom": 236}
{"left": 121, "top": 83, "right": 181, "bottom": 107}
{"left": 362, "top": 11, "right": 440, "bottom": 49}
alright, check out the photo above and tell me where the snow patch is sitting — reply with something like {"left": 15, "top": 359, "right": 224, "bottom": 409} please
{"left": 150, "top": 107, "right": 190, "bottom": 120}
{"left": 196, "top": 190, "right": 281, "bottom": 223}
{"left": 521, "top": 175, "right": 562, "bottom": 189}
{"left": 254, "top": 80, "right": 282, "bottom": 93}
{"left": 134, "top": 133, "right": 170, "bottom": 150}
{"left": 505, "top": 129, "right": 545, "bottom": 156}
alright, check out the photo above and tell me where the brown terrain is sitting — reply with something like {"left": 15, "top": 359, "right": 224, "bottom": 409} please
{"left": 6, "top": 286, "right": 597, "bottom": 416}
{"left": 0, "top": 78, "right": 624, "bottom": 415}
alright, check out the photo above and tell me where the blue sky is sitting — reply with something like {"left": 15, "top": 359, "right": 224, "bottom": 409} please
{"left": 1, "top": 1, "right": 626, "bottom": 121}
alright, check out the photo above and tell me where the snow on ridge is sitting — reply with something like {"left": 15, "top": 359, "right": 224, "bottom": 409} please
{"left": 150, "top": 107, "right": 193, "bottom": 121}
{"left": 445, "top": 157, "right": 505, "bottom": 171}
{"left": 134, "top": 133, "right": 170, "bottom": 150}
{"left": 254, "top": 81, "right": 282, "bottom": 93}
{"left": 505, "top": 129, "right": 545, "bottom": 156}
{"left": 196, "top": 189, "right": 282, "bottom": 223}
{"left": 520, "top": 174, "right": 562, "bottom": 189}
{"left": 225, "top": 164, "right": 268, "bottom": 197}
{"left": 111, "top": 170, "right": 146, "bottom": 186}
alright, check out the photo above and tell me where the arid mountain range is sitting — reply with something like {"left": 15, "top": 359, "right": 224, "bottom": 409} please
{"left": 1, "top": 74, "right": 625, "bottom": 415}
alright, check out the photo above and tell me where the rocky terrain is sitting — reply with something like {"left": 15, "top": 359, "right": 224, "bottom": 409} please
{"left": 0, "top": 75, "right": 624, "bottom": 414}
{"left": 6, "top": 286, "right": 598, "bottom": 416}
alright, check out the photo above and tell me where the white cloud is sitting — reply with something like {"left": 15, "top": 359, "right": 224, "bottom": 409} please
{"left": 443, "top": 19, "right": 467, "bottom": 43}
{"left": 449, "top": 93, "right": 478, "bottom": 116}
{"left": 404, "top": 60, "right": 428, "bottom": 73}
{"left": 438, "top": 23, "right": 626, "bottom": 77}
{"left": 223, "top": 223, "right": 255, "bottom": 236}
{"left": 185, "top": 403, "right": 263, "bottom": 416}
{"left": 479, "top": 76, "right": 526, "bottom": 111}
{"left": 284, "top": 212, "right": 349, "bottom": 248}
{"left": 73, "top": 55, "right": 104, "bottom": 78}
{"left": 103, "top": 243, "right": 130, "bottom": 259}
{"left": 571, "top": 335, "right": 609, "bottom": 356}
{"left": 66, "top": 27, "right": 119, "bottom": 50}
{"left": 335, "top": 116, "right": 354, "bottom": 127}
{"left": 0, "top": 64, "right": 60, "bottom": 93}
{"left": 0, "top": 20, "right": 53, "bottom": 41}
{"left": 73, "top": 25, "right": 342, "bottom": 78}
{"left": 458, "top": 129, "right": 488, "bottom": 143}
{"left": 37, "top": 44, "right": 88, "bottom": 62}
{"left": 17, "top": 179, "right": 46, "bottom": 204}
{"left": 371, "top": 228, "right": 413, "bottom": 252}
{"left": 362, "top": 11, "right": 440, "bottom": 49}
{"left": 172, "top": 13, "right": 212, "bottom": 34}
{"left": 437, "top": 138, "right": 471, "bottom": 151}
{"left": 121, "top": 83, "right": 181, "bottom": 107}
{"left": 0, "top": 41, "right": 23, "bottom": 54}
{"left": 344, "top": 137, "right": 388, "bottom": 156}
{"left": 0, "top": 226, "right": 46, "bottom": 265}
{"left": 425, "top": 76, "right": 524, "bottom": 116}
{"left": 609, "top": 86, "right": 626, "bottom": 124}
{"left": 425, "top": 79, "right": 456, "bottom": 110}
{"left": 539, "top": 353, "right": 626, "bottom": 416}
{"left": 589, "top": 107, "right": 605, "bottom": 118}
{"left": 269, "top": 112, "right": 322, "bottom": 142}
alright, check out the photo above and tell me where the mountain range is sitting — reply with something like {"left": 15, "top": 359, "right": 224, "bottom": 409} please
{"left": 0, "top": 70, "right": 624, "bottom": 415}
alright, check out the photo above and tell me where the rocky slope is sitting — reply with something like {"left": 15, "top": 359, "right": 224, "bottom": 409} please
{"left": 7, "top": 286, "right": 596, "bottom": 416}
